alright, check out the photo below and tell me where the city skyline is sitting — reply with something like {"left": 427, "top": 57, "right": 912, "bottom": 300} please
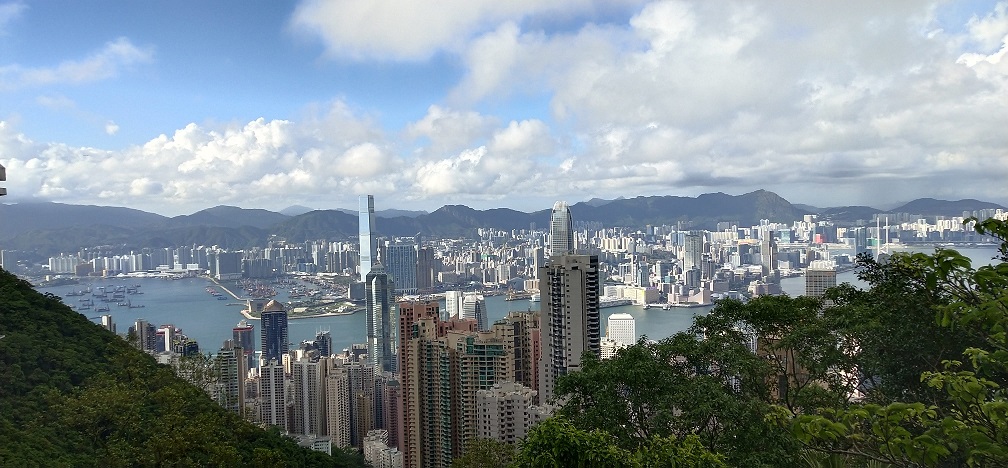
{"left": 0, "top": 2, "right": 1006, "bottom": 215}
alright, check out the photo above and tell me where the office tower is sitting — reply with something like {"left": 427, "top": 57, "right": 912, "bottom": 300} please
{"left": 476, "top": 381, "right": 550, "bottom": 445}
{"left": 416, "top": 247, "right": 435, "bottom": 291}
{"left": 549, "top": 201, "right": 574, "bottom": 256}
{"left": 260, "top": 358, "right": 287, "bottom": 430}
{"left": 461, "top": 293, "right": 487, "bottom": 332}
{"left": 261, "top": 300, "right": 289, "bottom": 365}
{"left": 607, "top": 313, "right": 636, "bottom": 346}
{"left": 367, "top": 264, "right": 396, "bottom": 373}
{"left": 359, "top": 195, "right": 378, "bottom": 281}
{"left": 443, "top": 290, "right": 463, "bottom": 321}
{"left": 233, "top": 320, "right": 255, "bottom": 370}
{"left": 385, "top": 242, "right": 418, "bottom": 295}
{"left": 216, "top": 341, "right": 246, "bottom": 415}
{"left": 538, "top": 254, "right": 601, "bottom": 404}
{"left": 805, "top": 260, "right": 838, "bottom": 298}
{"left": 292, "top": 356, "right": 324, "bottom": 435}
{"left": 682, "top": 231, "right": 705, "bottom": 271}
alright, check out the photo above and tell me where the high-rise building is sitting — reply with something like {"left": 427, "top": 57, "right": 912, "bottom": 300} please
{"left": 476, "top": 381, "right": 551, "bottom": 445}
{"left": 805, "top": 260, "right": 838, "bottom": 298}
{"left": 359, "top": 195, "right": 378, "bottom": 281}
{"left": 216, "top": 341, "right": 247, "bottom": 416}
{"left": 233, "top": 320, "right": 255, "bottom": 370}
{"left": 261, "top": 300, "right": 289, "bottom": 365}
{"left": 416, "top": 247, "right": 435, "bottom": 291}
{"left": 606, "top": 313, "right": 636, "bottom": 346}
{"left": 538, "top": 254, "right": 601, "bottom": 404}
{"left": 260, "top": 358, "right": 287, "bottom": 430}
{"left": 324, "top": 360, "right": 353, "bottom": 448}
{"left": 367, "top": 265, "right": 396, "bottom": 373}
{"left": 131, "top": 318, "right": 157, "bottom": 352}
{"left": 682, "top": 231, "right": 705, "bottom": 271}
{"left": 443, "top": 290, "right": 463, "bottom": 321}
{"left": 761, "top": 237, "right": 778, "bottom": 279}
{"left": 100, "top": 314, "right": 116, "bottom": 334}
{"left": 0, "top": 162, "right": 6, "bottom": 197}
{"left": 461, "top": 293, "right": 487, "bottom": 332}
{"left": 292, "top": 356, "right": 324, "bottom": 436}
{"left": 385, "top": 242, "right": 418, "bottom": 295}
{"left": 549, "top": 201, "right": 574, "bottom": 256}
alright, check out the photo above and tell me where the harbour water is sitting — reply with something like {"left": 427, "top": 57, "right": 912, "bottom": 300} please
{"left": 41, "top": 246, "right": 1000, "bottom": 356}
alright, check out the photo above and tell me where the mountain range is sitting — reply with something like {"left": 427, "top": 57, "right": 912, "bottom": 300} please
{"left": 1, "top": 190, "right": 1003, "bottom": 255}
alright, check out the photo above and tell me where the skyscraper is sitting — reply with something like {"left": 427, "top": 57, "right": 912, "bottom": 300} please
{"left": 443, "top": 290, "right": 463, "bottom": 321}
{"left": 461, "top": 293, "right": 487, "bottom": 332}
{"left": 359, "top": 195, "right": 378, "bottom": 281}
{"left": 549, "top": 201, "right": 574, "bottom": 256}
{"left": 260, "top": 300, "right": 289, "bottom": 365}
{"left": 216, "top": 340, "right": 246, "bottom": 416}
{"left": 805, "top": 260, "right": 838, "bottom": 298}
{"left": 538, "top": 254, "right": 601, "bottom": 404}
{"left": 233, "top": 320, "right": 255, "bottom": 370}
{"left": 682, "top": 231, "right": 705, "bottom": 271}
{"left": 260, "top": 358, "right": 287, "bottom": 429}
{"left": 366, "top": 264, "right": 396, "bottom": 373}
{"left": 385, "top": 242, "right": 418, "bottom": 295}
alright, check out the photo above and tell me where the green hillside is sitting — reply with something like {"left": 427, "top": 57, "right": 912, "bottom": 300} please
{"left": 0, "top": 267, "right": 365, "bottom": 467}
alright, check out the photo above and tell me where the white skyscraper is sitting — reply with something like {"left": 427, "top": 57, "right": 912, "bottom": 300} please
{"left": 461, "top": 293, "right": 488, "bottom": 332}
{"left": 443, "top": 290, "right": 463, "bottom": 321}
{"left": 549, "top": 201, "right": 574, "bottom": 256}
{"left": 606, "top": 313, "right": 636, "bottom": 346}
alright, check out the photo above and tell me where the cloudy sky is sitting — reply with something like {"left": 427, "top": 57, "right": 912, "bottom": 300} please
{"left": 1, "top": 1, "right": 1006, "bottom": 216}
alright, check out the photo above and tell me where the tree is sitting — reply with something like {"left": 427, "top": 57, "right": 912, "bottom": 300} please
{"left": 782, "top": 217, "right": 1008, "bottom": 467}
{"left": 451, "top": 438, "right": 516, "bottom": 468}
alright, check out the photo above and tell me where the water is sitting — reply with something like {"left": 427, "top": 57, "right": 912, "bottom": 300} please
{"left": 42, "top": 246, "right": 1000, "bottom": 355}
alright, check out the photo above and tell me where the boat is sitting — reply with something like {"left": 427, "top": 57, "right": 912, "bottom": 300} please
{"left": 643, "top": 303, "right": 651, "bottom": 310}
{"left": 529, "top": 293, "right": 541, "bottom": 303}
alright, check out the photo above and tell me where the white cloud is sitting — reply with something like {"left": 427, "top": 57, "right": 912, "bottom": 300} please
{"left": 288, "top": 0, "right": 624, "bottom": 60}
{"left": 104, "top": 120, "right": 119, "bottom": 135}
{"left": 0, "top": 37, "right": 153, "bottom": 90}
{"left": 0, "top": 2, "right": 25, "bottom": 34}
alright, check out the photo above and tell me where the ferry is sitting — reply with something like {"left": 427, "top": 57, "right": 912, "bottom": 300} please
{"left": 529, "top": 293, "right": 541, "bottom": 303}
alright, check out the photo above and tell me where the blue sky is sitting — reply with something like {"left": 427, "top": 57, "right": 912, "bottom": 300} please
{"left": 1, "top": 0, "right": 1007, "bottom": 215}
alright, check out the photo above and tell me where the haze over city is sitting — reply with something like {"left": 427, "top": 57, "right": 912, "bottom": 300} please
{"left": 1, "top": 1, "right": 1007, "bottom": 216}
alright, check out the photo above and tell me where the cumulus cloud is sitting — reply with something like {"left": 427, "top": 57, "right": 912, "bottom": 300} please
{"left": 104, "top": 121, "right": 119, "bottom": 136}
{"left": 0, "top": 37, "right": 153, "bottom": 90}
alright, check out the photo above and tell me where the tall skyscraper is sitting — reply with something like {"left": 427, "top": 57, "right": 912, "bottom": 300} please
{"left": 291, "top": 356, "right": 324, "bottom": 436}
{"left": 443, "top": 290, "right": 463, "bottom": 321}
{"left": 385, "top": 242, "right": 418, "bottom": 295}
{"left": 416, "top": 246, "right": 435, "bottom": 291}
{"left": 0, "top": 162, "right": 6, "bottom": 197}
{"left": 682, "top": 231, "right": 705, "bottom": 271}
{"left": 366, "top": 265, "right": 396, "bottom": 373}
{"left": 461, "top": 293, "right": 488, "bottom": 332}
{"left": 549, "top": 201, "right": 574, "bottom": 256}
{"left": 233, "top": 320, "right": 255, "bottom": 370}
{"left": 359, "top": 195, "right": 378, "bottom": 281}
{"left": 216, "top": 340, "right": 246, "bottom": 416}
{"left": 538, "top": 254, "right": 601, "bottom": 404}
{"left": 260, "top": 300, "right": 289, "bottom": 365}
{"left": 260, "top": 358, "right": 287, "bottom": 429}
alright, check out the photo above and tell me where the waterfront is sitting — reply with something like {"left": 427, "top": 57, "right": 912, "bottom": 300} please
{"left": 39, "top": 246, "right": 1001, "bottom": 357}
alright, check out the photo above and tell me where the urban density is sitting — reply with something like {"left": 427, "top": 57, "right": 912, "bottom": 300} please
{"left": 3, "top": 194, "right": 1006, "bottom": 467}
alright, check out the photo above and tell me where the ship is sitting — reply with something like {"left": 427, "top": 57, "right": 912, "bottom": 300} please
{"left": 529, "top": 292, "right": 541, "bottom": 303}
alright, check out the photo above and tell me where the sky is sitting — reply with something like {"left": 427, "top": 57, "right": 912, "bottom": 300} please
{"left": 0, "top": 0, "right": 1006, "bottom": 216}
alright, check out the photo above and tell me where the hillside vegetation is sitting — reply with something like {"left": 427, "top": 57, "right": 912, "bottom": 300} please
{"left": 0, "top": 267, "right": 365, "bottom": 467}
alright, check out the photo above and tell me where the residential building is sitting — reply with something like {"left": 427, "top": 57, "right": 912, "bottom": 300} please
{"left": 538, "top": 254, "right": 600, "bottom": 404}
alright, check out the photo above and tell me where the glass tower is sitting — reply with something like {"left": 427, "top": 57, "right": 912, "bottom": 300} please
{"left": 550, "top": 201, "right": 574, "bottom": 256}
{"left": 366, "top": 264, "right": 396, "bottom": 373}
{"left": 260, "top": 300, "right": 289, "bottom": 365}
{"left": 359, "top": 195, "right": 377, "bottom": 281}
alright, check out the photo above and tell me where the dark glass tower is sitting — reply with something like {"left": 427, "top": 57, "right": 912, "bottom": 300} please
{"left": 260, "top": 300, "right": 288, "bottom": 365}
{"left": 359, "top": 195, "right": 377, "bottom": 281}
{"left": 366, "top": 264, "right": 396, "bottom": 373}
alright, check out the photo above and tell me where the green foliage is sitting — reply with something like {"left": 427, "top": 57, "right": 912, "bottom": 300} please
{"left": 452, "top": 438, "right": 517, "bottom": 468}
{"left": 781, "top": 217, "right": 1008, "bottom": 467}
{"left": 513, "top": 417, "right": 726, "bottom": 468}
{"left": 0, "top": 268, "right": 365, "bottom": 467}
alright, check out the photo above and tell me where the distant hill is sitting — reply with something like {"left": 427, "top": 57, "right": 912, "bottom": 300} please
{"left": 0, "top": 268, "right": 365, "bottom": 467}
{"left": 166, "top": 205, "right": 289, "bottom": 229}
{"left": 891, "top": 198, "right": 1005, "bottom": 217}
{"left": 2, "top": 192, "right": 1005, "bottom": 253}
{"left": 279, "top": 204, "right": 314, "bottom": 216}
{"left": 0, "top": 202, "right": 166, "bottom": 240}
